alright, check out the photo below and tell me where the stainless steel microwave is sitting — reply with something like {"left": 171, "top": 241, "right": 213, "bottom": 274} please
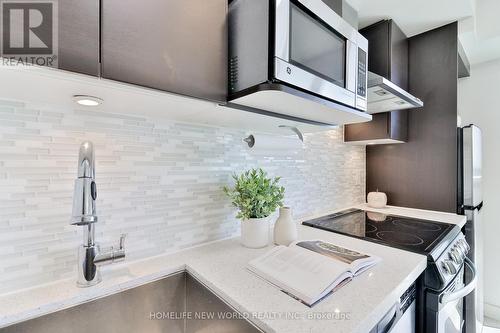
{"left": 228, "top": 0, "right": 369, "bottom": 113}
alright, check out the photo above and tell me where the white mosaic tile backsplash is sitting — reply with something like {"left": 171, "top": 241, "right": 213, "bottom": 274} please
{"left": 0, "top": 99, "right": 365, "bottom": 293}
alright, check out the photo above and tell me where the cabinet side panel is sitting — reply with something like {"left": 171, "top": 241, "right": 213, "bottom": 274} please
{"left": 389, "top": 110, "right": 408, "bottom": 142}
{"left": 228, "top": 0, "right": 269, "bottom": 95}
{"left": 367, "top": 23, "right": 458, "bottom": 212}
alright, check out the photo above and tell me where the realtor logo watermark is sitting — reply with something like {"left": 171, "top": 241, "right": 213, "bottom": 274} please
{"left": 1, "top": 0, "right": 58, "bottom": 67}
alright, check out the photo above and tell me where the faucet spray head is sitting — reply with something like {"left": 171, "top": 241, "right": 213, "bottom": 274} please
{"left": 77, "top": 141, "right": 96, "bottom": 179}
{"left": 71, "top": 141, "right": 98, "bottom": 225}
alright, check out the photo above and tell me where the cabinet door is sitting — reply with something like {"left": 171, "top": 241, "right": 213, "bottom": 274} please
{"left": 389, "top": 20, "right": 409, "bottom": 90}
{"left": 101, "top": 0, "right": 228, "bottom": 102}
{"left": 344, "top": 113, "right": 389, "bottom": 142}
{"left": 359, "top": 19, "right": 408, "bottom": 90}
{"left": 360, "top": 20, "right": 390, "bottom": 80}
{"left": 59, "top": 0, "right": 100, "bottom": 76}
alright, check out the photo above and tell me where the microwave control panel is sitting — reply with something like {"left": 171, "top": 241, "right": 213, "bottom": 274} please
{"left": 357, "top": 48, "right": 367, "bottom": 98}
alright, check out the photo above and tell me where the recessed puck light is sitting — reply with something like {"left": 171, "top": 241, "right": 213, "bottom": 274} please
{"left": 72, "top": 95, "right": 103, "bottom": 107}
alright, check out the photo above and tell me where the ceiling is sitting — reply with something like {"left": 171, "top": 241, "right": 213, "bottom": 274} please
{"left": 345, "top": 0, "right": 500, "bottom": 65}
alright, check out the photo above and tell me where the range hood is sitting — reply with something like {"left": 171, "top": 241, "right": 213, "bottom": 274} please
{"left": 367, "top": 71, "right": 423, "bottom": 114}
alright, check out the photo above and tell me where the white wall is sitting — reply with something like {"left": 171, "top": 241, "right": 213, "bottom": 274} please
{"left": 0, "top": 98, "right": 366, "bottom": 294}
{"left": 459, "top": 59, "right": 500, "bottom": 319}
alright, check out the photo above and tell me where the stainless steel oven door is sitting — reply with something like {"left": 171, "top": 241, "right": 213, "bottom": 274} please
{"left": 438, "top": 258, "right": 477, "bottom": 333}
{"left": 273, "top": 0, "right": 367, "bottom": 110}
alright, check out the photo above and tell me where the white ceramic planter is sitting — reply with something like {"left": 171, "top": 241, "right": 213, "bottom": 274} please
{"left": 274, "top": 207, "right": 297, "bottom": 246}
{"left": 241, "top": 217, "right": 270, "bottom": 248}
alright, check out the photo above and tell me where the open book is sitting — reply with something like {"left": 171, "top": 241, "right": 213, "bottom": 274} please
{"left": 247, "top": 240, "right": 381, "bottom": 306}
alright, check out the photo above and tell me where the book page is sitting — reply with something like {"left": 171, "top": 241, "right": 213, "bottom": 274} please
{"left": 248, "top": 245, "right": 350, "bottom": 304}
{"left": 295, "top": 240, "right": 370, "bottom": 264}
{"left": 294, "top": 240, "right": 380, "bottom": 275}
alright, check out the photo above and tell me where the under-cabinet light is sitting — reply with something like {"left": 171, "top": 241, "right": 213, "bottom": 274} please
{"left": 73, "top": 95, "right": 103, "bottom": 107}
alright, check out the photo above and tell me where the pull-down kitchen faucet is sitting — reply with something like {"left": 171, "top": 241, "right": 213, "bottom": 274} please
{"left": 71, "top": 141, "right": 126, "bottom": 287}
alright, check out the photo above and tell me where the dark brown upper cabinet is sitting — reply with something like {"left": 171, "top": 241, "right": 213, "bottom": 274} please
{"left": 58, "top": 0, "right": 100, "bottom": 76}
{"left": 7, "top": 0, "right": 100, "bottom": 76}
{"left": 343, "top": 109, "right": 408, "bottom": 144}
{"left": 362, "top": 20, "right": 408, "bottom": 90}
{"left": 100, "top": 0, "right": 228, "bottom": 102}
{"left": 344, "top": 20, "right": 410, "bottom": 145}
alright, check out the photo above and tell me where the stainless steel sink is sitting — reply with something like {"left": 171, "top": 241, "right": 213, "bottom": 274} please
{"left": 1, "top": 272, "right": 262, "bottom": 333}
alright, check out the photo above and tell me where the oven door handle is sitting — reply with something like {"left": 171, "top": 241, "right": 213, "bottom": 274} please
{"left": 376, "top": 302, "right": 401, "bottom": 333}
{"left": 440, "top": 257, "right": 477, "bottom": 305}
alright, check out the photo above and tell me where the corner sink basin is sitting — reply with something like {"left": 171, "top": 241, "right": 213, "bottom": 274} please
{"left": 1, "top": 272, "right": 262, "bottom": 333}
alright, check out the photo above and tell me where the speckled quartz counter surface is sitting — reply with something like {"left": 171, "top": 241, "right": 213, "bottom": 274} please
{"left": 0, "top": 206, "right": 465, "bottom": 333}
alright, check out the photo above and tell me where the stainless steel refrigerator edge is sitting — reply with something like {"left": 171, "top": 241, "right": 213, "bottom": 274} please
{"left": 459, "top": 125, "right": 484, "bottom": 333}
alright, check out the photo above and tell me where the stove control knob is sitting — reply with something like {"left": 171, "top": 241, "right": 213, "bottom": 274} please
{"left": 456, "top": 241, "right": 468, "bottom": 256}
{"left": 450, "top": 248, "right": 462, "bottom": 264}
{"left": 457, "top": 247, "right": 465, "bottom": 260}
{"left": 442, "top": 260, "right": 457, "bottom": 275}
{"left": 459, "top": 239, "right": 470, "bottom": 254}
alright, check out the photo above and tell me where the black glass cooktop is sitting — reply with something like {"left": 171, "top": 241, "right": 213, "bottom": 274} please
{"left": 302, "top": 208, "right": 459, "bottom": 257}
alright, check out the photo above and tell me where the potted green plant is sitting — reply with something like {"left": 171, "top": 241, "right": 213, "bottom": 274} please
{"left": 223, "top": 168, "right": 285, "bottom": 248}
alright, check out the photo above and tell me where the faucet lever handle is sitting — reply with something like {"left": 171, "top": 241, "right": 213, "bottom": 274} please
{"left": 119, "top": 234, "right": 127, "bottom": 250}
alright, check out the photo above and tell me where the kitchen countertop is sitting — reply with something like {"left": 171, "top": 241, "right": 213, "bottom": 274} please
{"left": 0, "top": 205, "right": 466, "bottom": 333}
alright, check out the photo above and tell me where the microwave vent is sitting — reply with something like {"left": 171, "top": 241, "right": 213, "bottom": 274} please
{"left": 229, "top": 56, "right": 239, "bottom": 92}
{"left": 374, "top": 89, "right": 389, "bottom": 96}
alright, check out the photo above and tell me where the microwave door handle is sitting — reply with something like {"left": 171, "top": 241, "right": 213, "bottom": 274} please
{"left": 440, "top": 258, "right": 477, "bottom": 304}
